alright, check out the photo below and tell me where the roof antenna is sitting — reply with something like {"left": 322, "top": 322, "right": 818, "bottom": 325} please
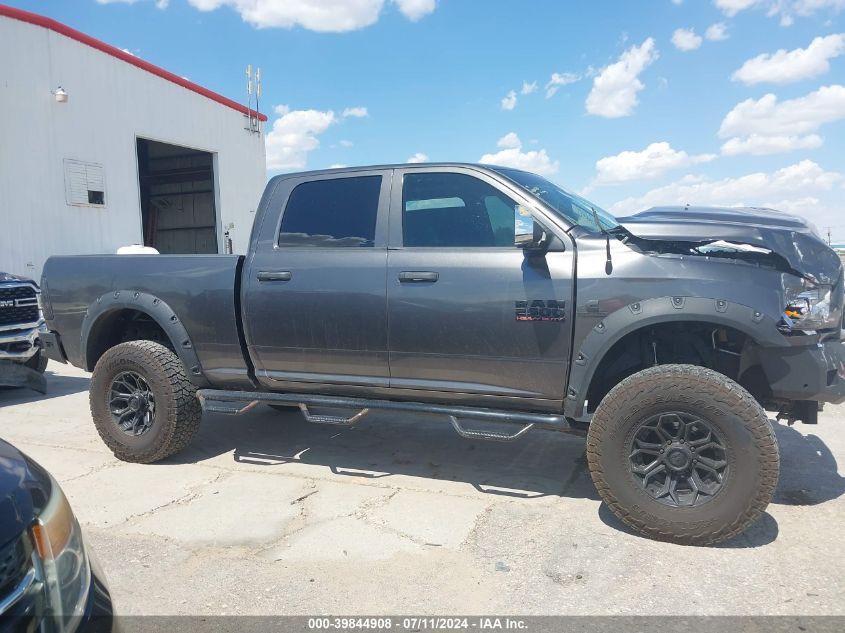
{"left": 245, "top": 64, "right": 261, "bottom": 135}
{"left": 592, "top": 207, "right": 613, "bottom": 275}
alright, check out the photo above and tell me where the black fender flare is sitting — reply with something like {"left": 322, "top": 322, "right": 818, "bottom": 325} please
{"left": 563, "top": 295, "right": 787, "bottom": 418}
{"left": 81, "top": 290, "right": 210, "bottom": 388}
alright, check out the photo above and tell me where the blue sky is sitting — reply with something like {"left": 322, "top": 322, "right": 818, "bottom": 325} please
{"left": 10, "top": 0, "right": 845, "bottom": 240}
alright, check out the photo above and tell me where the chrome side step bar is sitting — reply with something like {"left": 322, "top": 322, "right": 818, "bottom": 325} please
{"left": 298, "top": 403, "right": 370, "bottom": 427}
{"left": 197, "top": 389, "right": 582, "bottom": 441}
{"left": 449, "top": 416, "right": 534, "bottom": 442}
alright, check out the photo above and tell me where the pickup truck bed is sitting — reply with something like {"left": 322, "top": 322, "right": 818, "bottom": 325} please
{"left": 43, "top": 254, "right": 250, "bottom": 388}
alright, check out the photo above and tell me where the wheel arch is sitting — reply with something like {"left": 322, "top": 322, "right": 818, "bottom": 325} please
{"left": 564, "top": 296, "right": 786, "bottom": 418}
{"left": 82, "top": 291, "right": 210, "bottom": 388}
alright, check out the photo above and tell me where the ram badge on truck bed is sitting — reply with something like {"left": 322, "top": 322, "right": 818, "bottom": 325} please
{"left": 40, "top": 163, "right": 845, "bottom": 545}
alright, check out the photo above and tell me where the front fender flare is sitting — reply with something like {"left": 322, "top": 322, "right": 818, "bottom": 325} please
{"left": 563, "top": 295, "right": 786, "bottom": 418}
{"left": 81, "top": 290, "right": 210, "bottom": 388}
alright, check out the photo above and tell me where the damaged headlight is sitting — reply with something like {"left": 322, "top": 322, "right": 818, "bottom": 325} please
{"left": 782, "top": 283, "right": 838, "bottom": 332}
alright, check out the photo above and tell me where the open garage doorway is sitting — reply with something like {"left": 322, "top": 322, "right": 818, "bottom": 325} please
{"left": 137, "top": 138, "right": 219, "bottom": 254}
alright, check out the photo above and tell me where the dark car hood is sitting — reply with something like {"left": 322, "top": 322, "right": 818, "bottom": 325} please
{"left": 0, "top": 272, "right": 36, "bottom": 285}
{"left": 618, "top": 205, "right": 842, "bottom": 284}
{"left": 0, "top": 439, "right": 37, "bottom": 545}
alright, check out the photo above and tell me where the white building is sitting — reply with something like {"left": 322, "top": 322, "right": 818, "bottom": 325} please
{"left": 0, "top": 5, "right": 267, "bottom": 279}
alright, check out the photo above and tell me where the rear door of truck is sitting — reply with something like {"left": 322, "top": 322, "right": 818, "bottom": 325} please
{"left": 242, "top": 170, "right": 392, "bottom": 391}
{"left": 385, "top": 166, "right": 575, "bottom": 407}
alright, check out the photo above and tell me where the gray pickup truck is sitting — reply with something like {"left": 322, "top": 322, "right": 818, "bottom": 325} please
{"left": 40, "top": 163, "right": 845, "bottom": 545}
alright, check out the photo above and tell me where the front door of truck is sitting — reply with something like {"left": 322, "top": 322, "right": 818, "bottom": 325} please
{"left": 385, "top": 167, "right": 575, "bottom": 408}
{"left": 243, "top": 170, "right": 392, "bottom": 392}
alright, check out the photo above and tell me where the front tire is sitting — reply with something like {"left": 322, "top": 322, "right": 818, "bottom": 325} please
{"left": 90, "top": 340, "right": 202, "bottom": 463}
{"left": 586, "top": 364, "right": 779, "bottom": 545}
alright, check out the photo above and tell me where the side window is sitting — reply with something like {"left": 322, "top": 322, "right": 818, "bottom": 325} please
{"left": 278, "top": 176, "right": 381, "bottom": 247}
{"left": 403, "top": 173, "right": 518, "bottom": 247}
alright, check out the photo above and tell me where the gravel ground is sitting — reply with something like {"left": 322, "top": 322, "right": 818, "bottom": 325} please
{"left": 1, "top": 361, "right": 844, "bottom": 616}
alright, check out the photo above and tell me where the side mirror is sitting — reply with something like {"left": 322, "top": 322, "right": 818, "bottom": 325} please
{"left": 515, "top": 205, "right": 548, "bottom": 252}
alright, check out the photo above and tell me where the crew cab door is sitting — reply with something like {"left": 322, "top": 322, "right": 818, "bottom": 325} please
{"left": 243, "top": 170, "right": 392, "bottom": 391}
{"left": 386, "top": 167, "right": 575, "bottom": 408}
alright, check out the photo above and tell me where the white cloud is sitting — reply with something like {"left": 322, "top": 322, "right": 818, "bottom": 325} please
{"left": 479, "top": 133, "right": 559, "bottom": 177}
{"left": 329, "top": 163, "right": 347, "bottom": 168}
{"left": 732, "top": 33, "right": 845, "bottom": 85}
{"left": 392, "top": 0, "right": 436, "bottom": 21}
{"left": 721, "top": 133, "right": 823, "bottom": 155}
{"left": 714, "top": 0, "right": 760, "bottom": 16}
{"left": 266, "top": 104, "right": 366, "bottom": 171}
{"left": 714, "top": 0, "right": 845, "bottom": 25}
{"left": 592, "top": 142, "right": 716, "bottom": 185}
{"left": 672, "top": 28, "right": 703, "bottom": 51}
{"left": 338, "top": 139, "right": 354, "bottom": 147}
{"left": 586, "top": 38, "right": 659, "bottom": 118}
{"left": 342, "top": 106, "right": 368, "bottom": 118}
{"left": 545, "top": 72, "right": 580, "bottom": 98}
{"left": 718, "top": 84, "right": 845, "bottom": 154}
{"left": 183, "top": 0, "right": 434, "bottom": 32}
{"left": 705, "top": 22, "right": 729, "bottom": 40}
{"left": 501, "top": 90, "right": 517, "bottom": 110}
{"left": 496, "top": 132, "right": 522, "bottom": 149}
{"left": 521, "top": 80, "right": 538, "bottom": 95}
{"left": 609, "top": 160, "right": 843, "bottom": 219}
{"left": 407, "top": 152, "right": 429, "bottom": 163}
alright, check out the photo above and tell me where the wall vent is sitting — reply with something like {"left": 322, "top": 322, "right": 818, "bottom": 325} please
{"left": 64, "top": 159, "right": 106, "bottom": 207}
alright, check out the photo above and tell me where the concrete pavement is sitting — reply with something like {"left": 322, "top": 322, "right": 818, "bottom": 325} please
{"left": 1, "top": 361, "right": 843, "bottom": 615}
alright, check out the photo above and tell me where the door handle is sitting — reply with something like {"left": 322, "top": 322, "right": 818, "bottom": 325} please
{"left": 257, "top": 270, "right": 292, "bottom": 282}
{"left": 398, "top": 271, "right": 439, "bottom": 283}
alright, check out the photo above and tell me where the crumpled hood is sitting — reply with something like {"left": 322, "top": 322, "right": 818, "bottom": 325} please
{"left": 0, "top": 271, "right": 37, "bottom": 286}
{"left": 0, "top": 439, "right": 37, "bottom": 546}
{"left": 618, "top": 205, "right": 842, "bottom": 284}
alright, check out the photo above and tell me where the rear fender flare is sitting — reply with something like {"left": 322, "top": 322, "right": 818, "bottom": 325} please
{"left": 563, "top": 295, "right": 786, "bottom": 418}
{"left": 81, "top": 290, "right": 209, "bottom": 388}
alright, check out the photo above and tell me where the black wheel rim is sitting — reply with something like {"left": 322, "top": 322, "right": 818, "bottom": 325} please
{"left": 109, "top": 371, "right": 156, "bottom": 436}
{"left": 628, "top": 412, "right": 728, "bottom": 507}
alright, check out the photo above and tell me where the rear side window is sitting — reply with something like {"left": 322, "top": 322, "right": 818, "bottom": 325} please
{"left": 403, "top": 173, "right": 517, "bottom": 247}
{"left": 278, "top": 176, "right": 381, "bottom": 247}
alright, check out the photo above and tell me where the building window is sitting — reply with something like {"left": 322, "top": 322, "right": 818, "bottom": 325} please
{"left": 64, "top": 159, "right": 106, "bottom": 207}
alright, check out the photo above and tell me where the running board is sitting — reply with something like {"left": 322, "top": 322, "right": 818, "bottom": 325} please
{"left": 197, "top": 389, "right": 581, "bottom": 439}
{"left": 298, "top": 403, "right": 369, "bottom": 426}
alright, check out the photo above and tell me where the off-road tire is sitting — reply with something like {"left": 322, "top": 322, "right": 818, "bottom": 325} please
{"left": 586, "top": 364, "right": 779, "bottom": 546}
{"left": 90, "top": 340, "right": 202, "bottom": 463}
{"left": 25, "top": 351, "right": 48, "bottom": 374}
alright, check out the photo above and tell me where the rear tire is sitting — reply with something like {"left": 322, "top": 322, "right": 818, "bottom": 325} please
{"left": 90, "top": 340, "right": 202, "bottom": 463}
{"left": 586, "top": 364, "right": 779, "bottom": 546}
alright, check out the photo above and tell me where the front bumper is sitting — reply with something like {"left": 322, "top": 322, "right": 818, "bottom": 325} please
{"left": 759, "top": 339, "right": 845, "bottom": 404}
{"left": 0, "top": 319, "right": 45, "bottom": 362}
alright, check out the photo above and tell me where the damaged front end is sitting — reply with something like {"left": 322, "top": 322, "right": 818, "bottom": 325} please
{"left": 0, "top": 359, "right": 47, "bottom": 393}
{"left": 616, "top": 205, "right": 845, "bottom": 423}
{"left": 618, "top": 205, "right": 845, "bottom": 337}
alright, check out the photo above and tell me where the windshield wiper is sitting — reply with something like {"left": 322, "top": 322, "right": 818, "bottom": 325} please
{"left": 592, "top": 207, "right": 613, "bottom": 275}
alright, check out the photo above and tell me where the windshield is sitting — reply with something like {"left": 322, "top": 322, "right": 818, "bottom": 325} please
{"left": 491, "top": 167, "right": 619, "bottom": 233}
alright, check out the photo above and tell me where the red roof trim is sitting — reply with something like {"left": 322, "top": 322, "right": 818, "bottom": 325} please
{"left": 0, "top": 4, "right": 268, "bottom": 122}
